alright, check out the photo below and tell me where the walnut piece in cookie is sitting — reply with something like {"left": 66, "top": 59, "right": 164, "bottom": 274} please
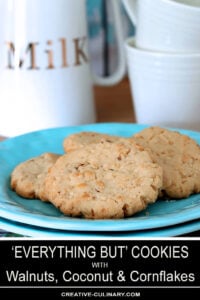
{"left": 44, "top": 139, "right": 163, "bottom": 219}
{"left": 134, "top": 126, "right": 200, "bottom": 199}
{"left": 10, "top": 153, "right": 60, "bottom": 201}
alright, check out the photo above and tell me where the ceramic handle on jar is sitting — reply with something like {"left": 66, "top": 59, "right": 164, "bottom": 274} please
{"left": 122, "top": 0, "right": 137, "bottom": 25}
{"left": 92, "top": 0, "right": 126, "bottom": 86}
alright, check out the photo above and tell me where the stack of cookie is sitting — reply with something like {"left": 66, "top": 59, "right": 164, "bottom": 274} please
{"left": 10, "top": 126, "right": 200, "bottom": 219}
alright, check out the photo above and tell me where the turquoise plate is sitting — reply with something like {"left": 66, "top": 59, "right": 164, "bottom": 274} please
{"left": 0, "top": 217, "right": 200, "bottom": 238}
{"left": 1, "top": 123, "right": 200, "bottom": 232}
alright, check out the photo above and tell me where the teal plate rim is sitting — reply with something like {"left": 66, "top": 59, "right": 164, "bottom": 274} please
{"left": 0, "top": 216, "right": 200, "bottom": 238}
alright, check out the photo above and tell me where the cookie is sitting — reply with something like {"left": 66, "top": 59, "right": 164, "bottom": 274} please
{"left": 63, "top": 131, "right": 120, "bottom": 152}
{"left": 10, "top": 153, "right": 60, "bottom": 201}
{"left": 134, "top": 126, "right": 200, "bottom": 198}
{"left": 44, "top": 139, "right": 162, "bottom": 219}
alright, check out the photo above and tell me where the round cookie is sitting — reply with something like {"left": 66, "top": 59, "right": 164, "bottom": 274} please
{"left": 133, "top": 126, "right": 200, "bottom": 198}
{"left": 44, "top": 139, "right": 162, "bottom": 219}
{"left": 10, "top": 153, "right": 60, "bottom": 201}
{"left": 63, "top": 131, "right": 120, "bottom": 152}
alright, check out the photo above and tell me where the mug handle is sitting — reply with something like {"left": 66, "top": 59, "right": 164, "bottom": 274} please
{"left": 122, "top": 0, "right": 137, "bottom": 25}
{"left": 92, "top": 0, "right": 126, "bottom": 86}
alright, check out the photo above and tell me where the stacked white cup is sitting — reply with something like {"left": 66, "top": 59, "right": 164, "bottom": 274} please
{"left": 123, "top": 0, "right": 200, "bottom": 130}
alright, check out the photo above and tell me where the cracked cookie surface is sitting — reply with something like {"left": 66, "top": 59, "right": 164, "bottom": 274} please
{"left": 11, "top": 153, "right": 60, "bottom": 201}
{"left": 63, "top": 131, "right": 120, "bottom": 152}
{"left": 44, "top": 139, "right": 162, "bottom": 219}
{"left": 134, "top": 126, "right": 200, "bottom": 198}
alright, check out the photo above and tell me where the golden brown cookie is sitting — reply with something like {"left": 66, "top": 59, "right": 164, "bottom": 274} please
{"left": 134, "top": 126, "right": 200, "bottom": 198}
{"left": 63, "top": 131, "right": 120, "bottom": 152}
{"left": 10, "top": 153, "right": 60, "bottom": 201}
{"left": 44, "top": 139, "right": 162, "bottom": 219}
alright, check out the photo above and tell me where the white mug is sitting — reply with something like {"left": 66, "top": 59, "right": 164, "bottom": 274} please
{"left": 125, "top": 37, "right": 200, "bottom": 131}
{"left": 122, "top": 0, "right": 200, "bottom": 52}
{"left": 0, "top": 0, "right": 126, "bottom": 137}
